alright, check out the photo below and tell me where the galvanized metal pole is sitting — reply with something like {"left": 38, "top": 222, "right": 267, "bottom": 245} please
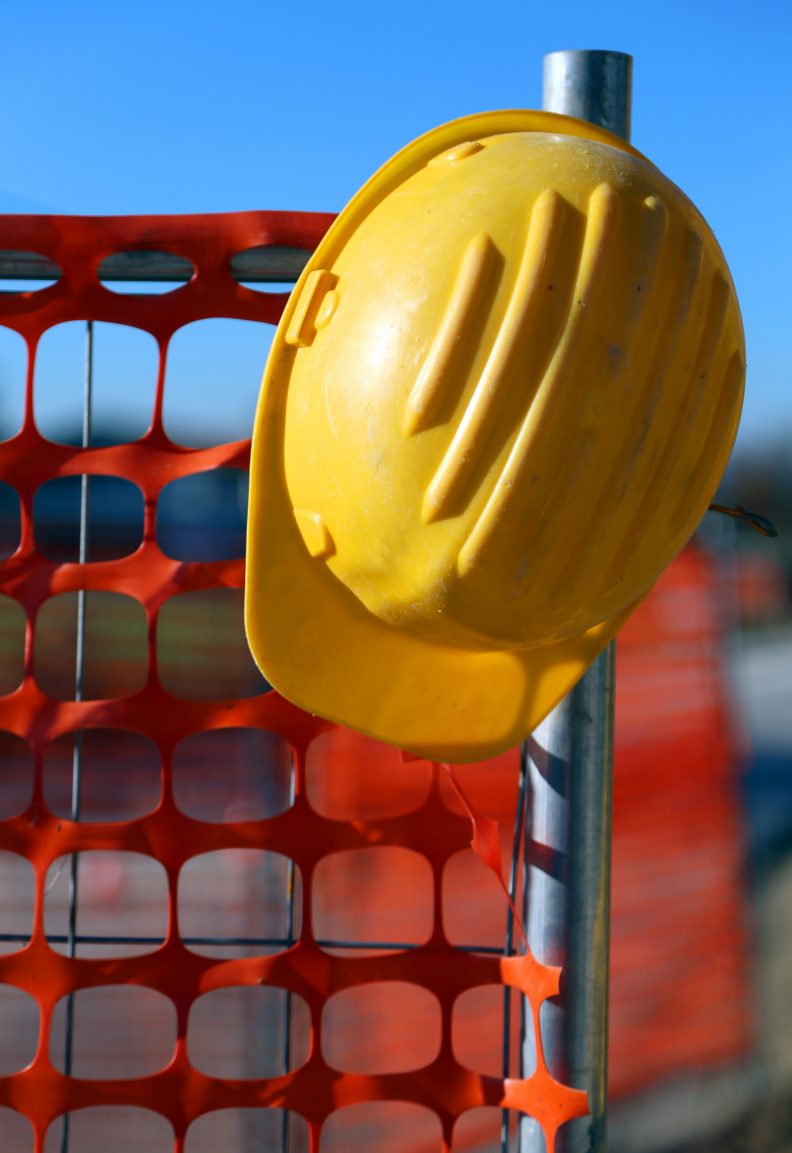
{"left": 521, "top": 49, "right": 631, "bottom": 1153}
{"left": 543, "top": 49, "right": 632, "bottom": 141}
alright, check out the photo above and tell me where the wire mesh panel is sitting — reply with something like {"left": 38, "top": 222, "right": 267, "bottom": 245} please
{"left": 0, "top": 214, "right": 586, "bottom": 1153}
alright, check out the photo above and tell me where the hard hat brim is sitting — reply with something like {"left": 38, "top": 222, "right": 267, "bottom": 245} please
{"left": 246, "top": 111, "right": 649, "bottom": 762}
{"left": 246, "top": 474, "right": 637, "bottom": 762}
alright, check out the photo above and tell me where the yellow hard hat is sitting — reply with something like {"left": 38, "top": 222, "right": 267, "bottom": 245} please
{"left": 245, "top": 110, "right": 744, "bottom": 762}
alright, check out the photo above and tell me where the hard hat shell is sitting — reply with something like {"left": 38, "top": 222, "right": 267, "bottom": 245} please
{"left": 246, "top": 110, "right": 744, "bottom": 762}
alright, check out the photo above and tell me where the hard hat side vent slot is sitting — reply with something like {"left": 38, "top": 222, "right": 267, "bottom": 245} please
{"left": 457, "top": 185, "right": 622, "bottom": 576}
{"left": 422, "top": 189, "right": 571, "bottom": 526}
{"left": 683, "top": 272, "right": 730, "bottom": 427}
{"left": 667, "top": 348, "right": 744, "bottom": 537}
{"left": 403, "top": 233, "right": 499, "bottom": 438}
{"left": 520, "top": 194, "right": 672, "bottom": 599}
{"left": 602, "top": 256, "right": 731, "bottom": 592}
{"left": 612, "top": 225, "right": 704, "bottom": 504}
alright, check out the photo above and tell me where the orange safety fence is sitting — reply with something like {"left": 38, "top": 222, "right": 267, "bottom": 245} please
{"left": 314, "top": 544, "right": 757, "bottom": 1109}
{"left": 610, "top": 544, "right": 754, "bottom": 1098}
{"left": 0, "top": 213, "right": 588, "bottom": 1153}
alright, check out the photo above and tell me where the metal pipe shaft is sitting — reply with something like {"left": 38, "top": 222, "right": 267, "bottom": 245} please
{"left": 521, "top": 49, "right": 631, "bottom": 1153}
{"left": 543, "top": 50, "right": 632, "bottom": 142}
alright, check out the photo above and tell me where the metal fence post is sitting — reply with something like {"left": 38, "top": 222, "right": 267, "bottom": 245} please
{"left": 521, "top": 49, "right": 632, "bottom": 1153}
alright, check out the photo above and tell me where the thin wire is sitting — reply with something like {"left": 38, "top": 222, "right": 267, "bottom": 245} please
{"left": 708, "top": 502, "right": 779, "bottom": 538}
{"left": 518, "top": 761, "right": 531, "bottom": 1141}
{"left": 0, "top": 932, "right": 508, "bottom": 954}
{"left": 280, "top": 761, "right": 297, "bottom": 1153}
{"left": 501, "top": 746, "right": 529, "bottom": 1153}
{"left": 60, "top": 319, "right": 93, "bottom": 1153}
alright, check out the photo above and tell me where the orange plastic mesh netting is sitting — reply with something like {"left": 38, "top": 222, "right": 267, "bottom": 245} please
{"left": 0, "top": 213, "right": 587, "bottom": 1153}
{"left": 610, "top": 545, "right": 754, "bottom": 1099}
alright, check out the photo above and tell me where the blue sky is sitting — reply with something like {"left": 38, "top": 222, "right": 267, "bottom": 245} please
{"left": 2, "top": 0, "right": 790, "bottom": 450}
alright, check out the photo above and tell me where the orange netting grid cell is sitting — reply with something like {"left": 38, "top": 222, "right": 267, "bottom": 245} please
{"left": 0, "top": 214, "right": 586, "bottom": 1153}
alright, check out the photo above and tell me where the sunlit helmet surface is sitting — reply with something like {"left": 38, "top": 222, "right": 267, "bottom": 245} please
{"left": 246, "top": 110, "right": 744, "bottom": 762}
